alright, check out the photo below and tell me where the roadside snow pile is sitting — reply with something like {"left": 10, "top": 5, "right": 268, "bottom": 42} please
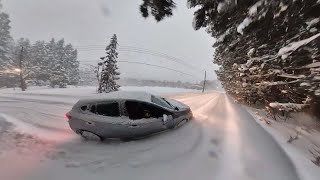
{"left": 278, "top": 33, "right": 320, "bottom": 59}
{"left": 247, "top": 108, "right": 320, "bottom": 180}
{"left": 269, "top": 102, "right": 307, "bottom": 112}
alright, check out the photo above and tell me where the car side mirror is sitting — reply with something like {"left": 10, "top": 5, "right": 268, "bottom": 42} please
{"left": 163, "top": 114, "right": 168, "bottom": 123}
{"left": 162, "top": 114, "right": 173, "bottom": 124}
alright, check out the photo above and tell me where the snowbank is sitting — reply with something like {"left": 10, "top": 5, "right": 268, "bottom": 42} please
{"left": 269, "top": 102, "right": 307, "bottom": 112}
{"left": 246, "top": 108, "right": 320, "bottom": 180}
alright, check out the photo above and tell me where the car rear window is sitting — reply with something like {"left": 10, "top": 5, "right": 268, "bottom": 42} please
{"left": 94, "top": 102, "right": 120, "bottom": 117}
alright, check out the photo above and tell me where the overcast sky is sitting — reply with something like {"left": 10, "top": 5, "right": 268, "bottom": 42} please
{"left": 3, "top": 0, "right": 218, "bottom": 83}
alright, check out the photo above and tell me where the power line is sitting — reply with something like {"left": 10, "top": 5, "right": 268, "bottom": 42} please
{"left": 79, "top": 60, "right": 201, "bottom": 79}
{"left": 117, "top": 60, "right": 196, "bottom": 78}
{"left": 75, "top": 45, "right": 204, "bottom": 73}
{"left": 77, "top": 47, "right": 200, "bottom": 71}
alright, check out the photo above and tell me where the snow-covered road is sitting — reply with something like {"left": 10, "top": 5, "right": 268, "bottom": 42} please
{"left": 0, "top": 89, "right": 300, "bottom": 180}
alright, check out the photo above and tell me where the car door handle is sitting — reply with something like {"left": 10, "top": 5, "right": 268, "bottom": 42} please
{"left": 86, "top": 121, "right": 94, "bottom": 125}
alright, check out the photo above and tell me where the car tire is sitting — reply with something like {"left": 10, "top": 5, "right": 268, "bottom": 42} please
{"left": 80, "top": 130, "right": 103, "bottom": 141}
{"left": 175, "top": 119, "right": 188, "bottom": 129}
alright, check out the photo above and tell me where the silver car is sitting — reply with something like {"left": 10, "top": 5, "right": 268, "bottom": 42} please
{"left": 66, "top": 91, "right": 193, "bottom": 141}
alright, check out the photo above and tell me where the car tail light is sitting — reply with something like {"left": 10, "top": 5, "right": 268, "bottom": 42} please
{"left": 65, "top": 113, "right": 71, "bottom": 120}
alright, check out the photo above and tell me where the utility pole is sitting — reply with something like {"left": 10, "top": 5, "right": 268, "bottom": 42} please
{"left": 202, "top": 71, "right": 206, "bottom": 93}
{"left": 97, "top": 57, "right": 105, "bottom": 93}
{"left": 97, "top": 62, "right": 102, "bottom": 93}
{"left": 19, "top": 46, "right": 26, "bottom": 91}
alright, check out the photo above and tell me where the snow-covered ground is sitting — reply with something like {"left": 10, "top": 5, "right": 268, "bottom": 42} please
{"left": 246, "top": 107, "right": 320, "bottom": 180}
{"left": 0, "top": 86, "right": 319, "bottom": 180}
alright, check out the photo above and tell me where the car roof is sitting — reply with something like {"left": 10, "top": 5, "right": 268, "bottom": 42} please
{"left": 76, "top": 91, "right": 153, "bottom": 105}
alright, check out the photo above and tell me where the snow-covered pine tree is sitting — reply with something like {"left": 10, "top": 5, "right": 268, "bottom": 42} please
{"left": 64, "top": 43, "right": 80, "bottom": 85}
{"left": 0, "top": 0, "right": 12, "bottom": 64}
{"left": 139, "top": 0, "right": 320, "bottom": 117}
{"left": 45, "top": 38, "right": 80, "bottom": 87}
{"left": 0, "top": 0, "right": 13, "bottom": 87}
{"left": 99, "top": 34, "right": 120, "bottom": 93}
{"left": 140, "top": 0, "right": 176, "bottom": 21}
{"left": 31, "top": 40, "right": 49, "bottom": 83}
{"left": 49, "top": 38, "right": 68, "bottom": 88}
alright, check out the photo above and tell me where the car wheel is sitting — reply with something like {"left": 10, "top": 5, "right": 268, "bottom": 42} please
{"left": 175, "top": 119, "right": 188, "bottom": 129}
{"left": 80, "top": 130, "right": 103, "bottom": 141}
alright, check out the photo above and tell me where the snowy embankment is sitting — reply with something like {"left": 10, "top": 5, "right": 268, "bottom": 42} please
{"left": 246, "top": 107, "right": 320, "bottom": 180}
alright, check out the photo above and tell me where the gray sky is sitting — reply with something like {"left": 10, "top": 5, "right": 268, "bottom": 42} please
{"left": 3, "top": 0, "right": 218, "bottom": 83}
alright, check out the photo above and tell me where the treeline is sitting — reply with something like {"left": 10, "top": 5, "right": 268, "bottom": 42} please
{"left": 118, "top": 78, "right": 198, "bottom": 89}
{"left": 0, "top": 1, "right": 80, "bottom": 89}
{"left": 139, "top": 0, "right": 320, "bottom": 117}
{"left": 117, "top": 78, "right": 221, "bottom": 90}
{"left": 1, "top": 38, "right": 80, "bottom": 89}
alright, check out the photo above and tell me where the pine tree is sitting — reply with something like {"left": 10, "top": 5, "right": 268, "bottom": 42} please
{"left": 31, "top": 40, "right": 48, "bottom": 83}
{"left": 0, "top": 0, "right": 13, "bottom": 71}
{"left": 99, "top": 34, "right": 120, "bottom": 93}
{"left": 139, "top": 0, "right": 320, "bottom": 117}
{"left": 140, "top": 0, "right": 176, "bottom": 21}
{"left": 49, "top": 39, "right": 68, "bottom": 88}
{"left": 64, "top": 43, "right": 80, "bottom": 85}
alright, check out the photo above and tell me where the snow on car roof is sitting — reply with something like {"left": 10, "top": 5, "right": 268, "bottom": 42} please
{"left": 77, "top": 91, "right": 152, "bottom": 104}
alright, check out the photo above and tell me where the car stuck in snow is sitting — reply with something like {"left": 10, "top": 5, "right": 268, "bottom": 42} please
{"left": 66, "top": 91, "right": 193, "bottom": 140}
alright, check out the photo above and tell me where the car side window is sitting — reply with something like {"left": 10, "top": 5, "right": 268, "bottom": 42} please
{"left": 80, "top": 105, "right": 88, "bottom": 111}
{"left": 125, "top": 101, "right": 167, "bottom": 120}
{"left": 94, "top": 102, "right": 120, "bottom": 117}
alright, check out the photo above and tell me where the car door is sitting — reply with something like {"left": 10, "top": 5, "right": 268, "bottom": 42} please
{"left": 124, "top": 100, "right": 171, "bottom": 137}
{"left": 90, "top": 101, "right": 130, "bottom": 138}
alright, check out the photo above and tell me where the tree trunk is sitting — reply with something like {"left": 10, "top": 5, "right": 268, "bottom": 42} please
{"left": 19, "top": 47, "right": 26, "bottom": 91}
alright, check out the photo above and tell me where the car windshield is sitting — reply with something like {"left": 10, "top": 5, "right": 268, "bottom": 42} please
{"left": 151, "top": 95, "right": 173, "bottom": 110}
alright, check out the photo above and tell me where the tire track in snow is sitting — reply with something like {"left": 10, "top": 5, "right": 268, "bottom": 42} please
{"left": 0, "top": 104, "right": 70, "bottom": 132}
{"left": 0, "top": 95, "right": 75, "bottom": 106}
